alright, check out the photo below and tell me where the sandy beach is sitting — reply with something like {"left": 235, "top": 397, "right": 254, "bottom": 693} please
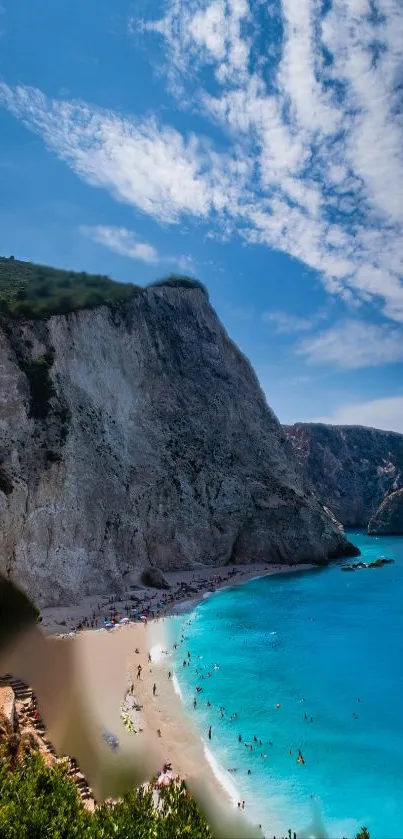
{"left": 35, "top": 563, "right": 315, "bottom": 834}
{"left": 40, "top": 561, "right": 315, "bottom": 636}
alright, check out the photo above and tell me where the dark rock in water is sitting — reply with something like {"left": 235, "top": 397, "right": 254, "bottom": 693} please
{"left": 141, "top": 567, "right": 171, "bottom": 590}
{"left": 368, "top": 489, "right": 403, "bottom": 535}
{"left": 284, "top": 423, "right": 403, "bottom": 528}
{"left": 341, "top": 557, "right": 394, "bottom": 572}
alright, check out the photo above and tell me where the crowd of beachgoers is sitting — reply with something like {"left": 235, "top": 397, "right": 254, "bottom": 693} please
{"left": 40, "top": 562, "right": 313, "bottom": 637}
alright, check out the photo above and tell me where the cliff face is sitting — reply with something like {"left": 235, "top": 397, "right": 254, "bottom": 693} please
{"left": 284, "top": 423, "right": 403, "bottom": 528}
{"left": 0, "top": 286, "right": 355, "bottom": 606}
{"left": 368, "top": 489, "right": 403, "bottom": 535}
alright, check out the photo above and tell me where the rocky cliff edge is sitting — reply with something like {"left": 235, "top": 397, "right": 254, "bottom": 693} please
{"left": 0, "top": 285, "right": 357, "bottom": 606}
{"left": 285, "top": 423, "right": 403, "bottom": 528}
{"left": 368, "top": 488, "right": 403, "bottom": 535}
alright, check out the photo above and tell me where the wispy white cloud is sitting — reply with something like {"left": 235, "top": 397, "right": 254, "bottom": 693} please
{"left": 312, "top": 395, "right": 403, "bottom": 434}
{"left": 298, "top": 320, "right": 403, "bottom": 369}
{"left": 138, "top": 0, "right": 403, "bottom": 323}
{"left": 1, "top": 0, "right": 403, "bottom": 329}
{"left": 82, "top": 225, "right": 160, "bottom": 264}
{"left": 81, "top": 224, "right": 193, "bottom": 271}
{"left": 263, "top": 310, "right": 315, "bottom": 334}
{"left": 0, "top": 84, "right": 240, "bottom": 224}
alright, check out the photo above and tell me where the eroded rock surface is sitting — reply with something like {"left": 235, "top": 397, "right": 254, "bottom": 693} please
{"left": 0, "top": 286, "right": 356, "bottom": 606}
{"left": 368, "top": 489, "right": 403, "bottom": 535}
{"left": 285, "top": 423, "right": 403, "bottom": 528}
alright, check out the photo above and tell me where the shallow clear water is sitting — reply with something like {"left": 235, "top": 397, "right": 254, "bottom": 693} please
{"left": 169, "top": 533, "right": 403, "bottom": 839}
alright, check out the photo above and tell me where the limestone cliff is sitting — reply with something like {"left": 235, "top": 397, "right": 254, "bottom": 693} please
{"left": 368, "top": 489, "right": 403, "bottom": 535}
{"left": 0, "top": 286, "right": 356, "bottom": 606}
{"left": 284, "top": 423, "right": 403, "bottom": 528}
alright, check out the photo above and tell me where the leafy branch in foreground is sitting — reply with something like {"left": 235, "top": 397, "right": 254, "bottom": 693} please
{"left": 0, "top": 727, "right": 371, "bottom": 839}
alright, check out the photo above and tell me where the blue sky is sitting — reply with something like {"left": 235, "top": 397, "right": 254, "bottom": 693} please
{"left": 1, "top": 0, "right": 403, "bottom": 431}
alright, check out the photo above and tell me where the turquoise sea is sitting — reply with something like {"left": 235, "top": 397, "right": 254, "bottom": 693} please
{"left": 169, "top": 533, "right": 403, "bottom": 839}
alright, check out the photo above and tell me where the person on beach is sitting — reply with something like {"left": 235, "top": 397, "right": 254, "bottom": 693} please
{"left": 137, "top": 664, "right": 142, "bottom": 679}
{"left": 193, "top": 699, "right": 197, "bottom": 709}
{"left": 153, "top": 683, "right": 157, "bottom": 696}
{"left": 208, "top": 726, "right": 212, "bottom": 740}
{"left": 168, "top": 671, "right": 172, "bottom": 680}
{"left": 148, "top": 653, "right": 152, "bottom": 663}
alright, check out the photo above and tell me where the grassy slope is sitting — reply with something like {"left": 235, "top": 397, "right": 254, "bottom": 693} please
{"left": 0, "top": 256, "right": 208, "bottom": 319}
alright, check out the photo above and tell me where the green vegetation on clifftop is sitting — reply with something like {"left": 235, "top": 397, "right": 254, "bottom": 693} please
{"left": 0, "top": 256, "right": 138, "bottom": 317}
{"left": 0, "top": 256, "right": 208, "bottom": 319}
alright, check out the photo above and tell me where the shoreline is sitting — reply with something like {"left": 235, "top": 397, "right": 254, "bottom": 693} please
{"left": 36, "top": 562, "right": 316, "bottom": 825}
{"left": 40, "top": 561, "right": 317, "bottom": 636}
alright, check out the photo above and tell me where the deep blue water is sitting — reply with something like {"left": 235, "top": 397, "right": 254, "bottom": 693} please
{"left": 170, "top": 533, "right": 403, "bottom": 839}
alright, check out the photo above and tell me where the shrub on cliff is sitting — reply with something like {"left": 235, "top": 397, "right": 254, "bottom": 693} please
{"left": 0, "top": 256, "right": 138, "bottom": 318}
{"left": 0, "top": 258, "right": 209, "bottom": 320}
{"left": 149, "top": 274, "right": 209, "bottom": 299}
{"left": 0, "top": 745, "right": 372, "bottom": 838}
{"left": 0, "top": 748, "right": 212, "bottom": 838}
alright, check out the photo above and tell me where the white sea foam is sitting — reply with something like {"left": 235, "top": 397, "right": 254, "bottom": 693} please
{"left": 203, "top": 742, "right": 239, "bottom": 807}
{"left": 148, "top": 620, "right": 169, "bottom": 663}
{"left": 172, "top": 673, "right": 183, "bottom": 700}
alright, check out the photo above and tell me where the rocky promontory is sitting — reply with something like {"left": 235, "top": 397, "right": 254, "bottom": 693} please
{"left": 0, "top": 267, "right": 357, "bottom": 606}
{"left": 368, "top": 489, "right": 403, "bottom": 535}
{"left": 284, "top": 423, "right": 403, "bottom": 528}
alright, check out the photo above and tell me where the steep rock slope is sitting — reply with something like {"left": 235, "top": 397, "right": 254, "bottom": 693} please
{"left": 368, "top": 489, "right": 403, "bottom": 535}
{"left": 285, "top": 423, "right": 403, "bottom": 528}
{"left": 0, "top": 286, "right": 356, "bottom": 606}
